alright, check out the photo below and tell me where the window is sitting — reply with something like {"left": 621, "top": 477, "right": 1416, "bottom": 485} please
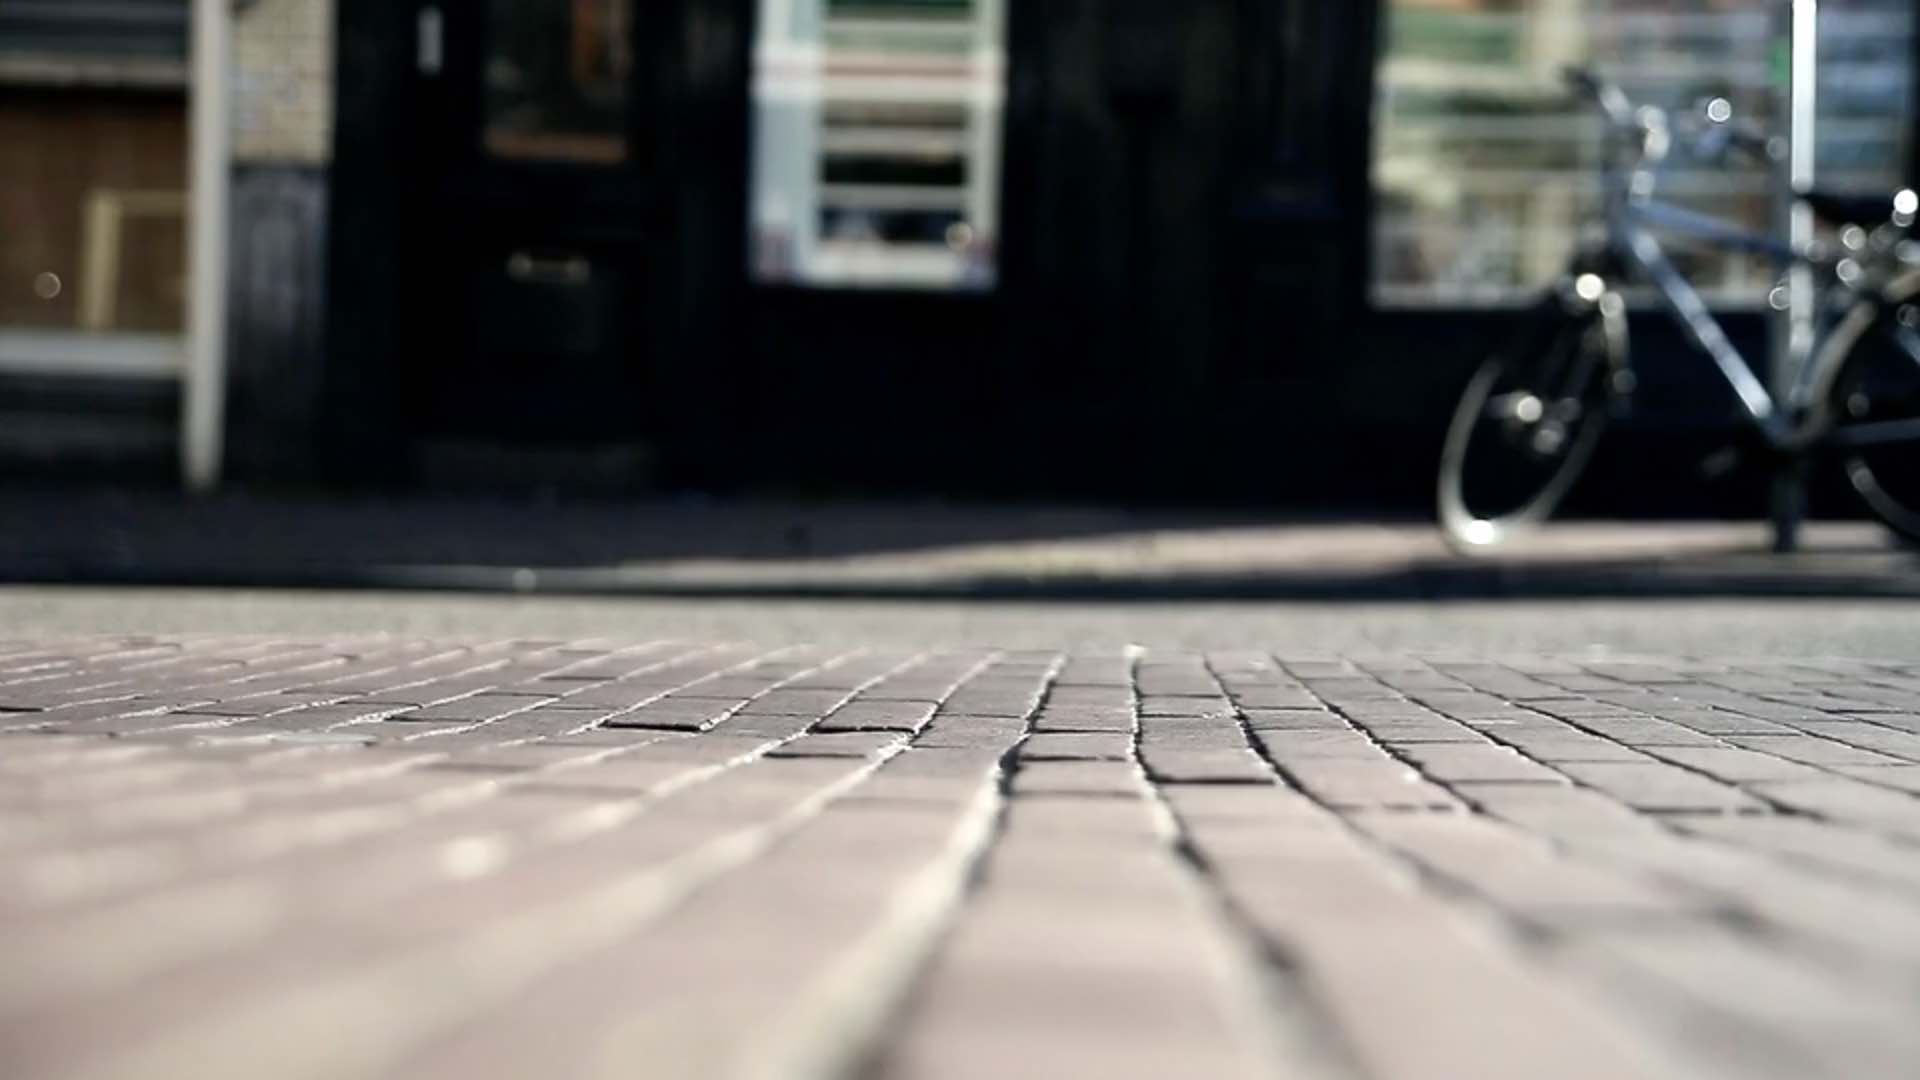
{"left": 484, "top": 0, "right": 635, "bottom": 165}
{"left": 749, "top": 0, "right": 1007, "bottom": 290}
{"left": 0, "top": 0, "right": 188, "bottom": 62}
{"left": 1374, "top": 0, "right": 1915, "bottom": 307}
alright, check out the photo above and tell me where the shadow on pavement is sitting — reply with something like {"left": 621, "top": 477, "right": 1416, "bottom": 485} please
{"left": 0, "top": 488, "right": 1915, "bottom": 601}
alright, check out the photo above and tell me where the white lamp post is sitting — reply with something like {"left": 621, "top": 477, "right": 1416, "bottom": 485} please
{"left": 185, "top": 0, "right": 231, "bottom": 492}
{"left": 1772, "top": 0, "right": 1819, "bottom": 551}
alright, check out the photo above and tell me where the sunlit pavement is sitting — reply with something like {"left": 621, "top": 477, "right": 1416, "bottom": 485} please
{"left": 3, "top": 633, "right": 1920, "bottom": 1079}
{"left": 2, "top": 498, "right": 1917, "bottom": 1080}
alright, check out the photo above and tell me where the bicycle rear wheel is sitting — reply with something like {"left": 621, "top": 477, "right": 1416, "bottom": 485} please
{"left": 1437, "top": 279, "right": 1626, "bottom": 551}
{"left": 1823, "top": 272, "right": 1920, "bottom": 544}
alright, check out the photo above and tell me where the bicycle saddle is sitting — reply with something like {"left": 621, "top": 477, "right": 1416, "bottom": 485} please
{"left": 1799, "top": 188, "right": 1894, "bottom": 227}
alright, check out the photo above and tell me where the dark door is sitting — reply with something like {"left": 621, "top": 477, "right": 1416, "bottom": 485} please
{"left": 337, "top": 0, "right": 1379, "bottom": 498}
{"left": 398, "top": 0, "right": 662, "bottom": 444}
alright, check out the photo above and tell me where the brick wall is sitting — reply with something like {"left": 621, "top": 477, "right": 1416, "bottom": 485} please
{"left": 228, "top": 0, "right": 336, "bottom": 481}
{"left": 233, "top": 0, "right": 334, "bottom": 164}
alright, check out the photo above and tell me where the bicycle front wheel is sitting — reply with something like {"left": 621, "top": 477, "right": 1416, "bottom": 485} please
{"left": 1437, "top": 280, "right": 1627, "bottom": 551}
{"left": 1822, "top": 271, "right": 1920, "bottom": 544}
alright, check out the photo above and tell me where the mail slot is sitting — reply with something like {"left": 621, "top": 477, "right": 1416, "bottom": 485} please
{"left": 469, "top": 245, "right": 628, "bottom": 360}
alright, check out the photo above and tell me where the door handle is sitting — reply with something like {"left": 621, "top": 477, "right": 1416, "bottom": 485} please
{"left": 506, "top": 251, "right": 592, "bottom": 286}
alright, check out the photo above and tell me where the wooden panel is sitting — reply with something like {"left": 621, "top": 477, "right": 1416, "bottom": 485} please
{"left": 0, "top": 90, "right": 187, "bottom": 332}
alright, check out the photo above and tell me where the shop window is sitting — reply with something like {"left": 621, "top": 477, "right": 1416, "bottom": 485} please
{"left": 1373, "top": 0, "right": 1915, "bottom": 307}
{"left": 749, "top": 0, "right": 1007, "bottom": 290}
{"left": 0, "top": 3, "right": 190, "bottom": 341}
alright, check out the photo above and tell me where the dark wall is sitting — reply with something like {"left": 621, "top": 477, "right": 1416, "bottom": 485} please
{"left": 324, "top": 0, "right": 414, "bottom": 482}
{"left": 698, "top": 0, "right": 1382, "bottom": 501}
{"left": 227, "top": 164, "right": 328, "bottom": 484}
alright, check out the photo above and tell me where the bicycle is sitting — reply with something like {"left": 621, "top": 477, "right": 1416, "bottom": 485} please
{"left": 1436, "top": 66, "right": 1920, "bottom": 551}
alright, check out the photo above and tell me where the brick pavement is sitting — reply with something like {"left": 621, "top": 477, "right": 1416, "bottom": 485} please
{"left": 2, "top": 636, "right": 1920, "bottom": 1079}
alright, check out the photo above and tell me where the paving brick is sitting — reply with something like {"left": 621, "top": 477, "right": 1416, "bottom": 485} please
{"left": 1673, "top": 815, "right": 1920, "bottom": 895}
{"left": 1394, "top": 743, "right": 1569, "bottom": 784}
{"left": 766, "top": 732, "right": 905, "bottom": 759}
{"left": 1550, "top": 715, "right": 1729, "bottom": 749}
{"left": 911, "top": 716, "right": 1029, "bottom": 751}
{"left": 1350, "top": 715, "right": 1485, "bottom": 744}
{"left": 4, "top": 637, "right": 1919, "bottom": 1080}
{"left": 1249, "top": 728, "right": 1385, "bottom": 762}
{"left": 1553, "top": 761, "right": 1767, "bottom": 814}
{"left": 389, "top": 693, "right": 548, "bottom": 724}
{"left": 1781, "top": 720, "right": 1920, "bottom": 761}
{"left": 1139, "top": 748, "right": 1271, "bottom": 784}
{"left": 1217, "top": 684, "right": 1319, "bottom": 709}
{"left": 1239, "top": 707, "right": 1347, "bottom": 731}
{"left": 1549, "top": 924, "right": 1920, "bottom": 1079}
{"left": 1050, "top": 658, "right": 1132, "bottom": 687}
{"left": 1042, "top": 685, "right": 1133, "bottom": 710}
{"left": 1525, "top": 821, "right": 1920, "bottom": 978}
{"left": 940, "top": 683, "right": 1048, "bottom": 718}
{"left": 1640, "top": 746, "right": 1829, "bottom": 783}
{"left": 1495, "top": 730, "right": 1653, "bottom": 763}
{"left": 1278, "top": 760, "right": 1461, "bottom": 811}
{"left": 1746, "top": 779, "right": 1920, "bottom": 838}
{"left": 1009, "top": 760, "right": 1138, "bottom": 798}
{"left": 1137, "top": 695, "right": 1234, "bottom": 718}
{"left": 815, "top": 699, "right": 937, "bottom": 732}
{"left": 602, "top": 698, "right": 738, "bottom": 731}
{"left": 1353, "top": 814, "right": 1711, "bottom": 923}
{"left": 1456, "top": 781, "right": 1669, "bottom": 841}
{"left": 734, "top": 688, "right": 855, "bottom": 717}
{"left": 1835, "top": 764, "right": 1920, "bottom": 794}
{"left": 879, "top": 793, "right": 1265, "bottom": 1080}
{"left": 1017, "top": 732, "right": 1131, "bottom": 761}
{"left": 1138, "top": 717, "right": 1244, "bottom": 751}
{"left": 1186, "top": 804, "right": 1691, "bottom": 1080}
{"left": 1722, "top": 734, "right": 1909, "bottom": 769}
{"left": 1027, "top": 704, "right": 1134, "bottom": 732}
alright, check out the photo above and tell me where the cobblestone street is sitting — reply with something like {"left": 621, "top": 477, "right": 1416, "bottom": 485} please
{"left": 5, "top": 632, "right": 1920, "bottom": 1078}
{"left": 10, "top": 0, "right": 1920, "bottom": 1073}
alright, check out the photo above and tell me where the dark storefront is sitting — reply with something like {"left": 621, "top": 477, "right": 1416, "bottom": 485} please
{"left": 324, "top": 1, "right": 1380, "bottom": 502}
{"left": 7, "top": 1, "right": 1913, "bottom": 511}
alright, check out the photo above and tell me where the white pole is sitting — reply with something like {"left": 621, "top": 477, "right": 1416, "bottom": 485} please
{"left": 1787, "top": 0, "right": 1818, "bottom": 371}
{"left": 1770, "top": 0, "right": 1818, "bottom": 551}
{"left": 185, "top": 0, "right": 230, "bottom": 492}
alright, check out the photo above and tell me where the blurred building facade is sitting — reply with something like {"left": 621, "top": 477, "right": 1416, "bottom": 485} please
{"left": 1, "top": 1, "right": 1916, "bottom": 507}
{"left": 1376, "top": 0, "right": 1914, "bottom": 307}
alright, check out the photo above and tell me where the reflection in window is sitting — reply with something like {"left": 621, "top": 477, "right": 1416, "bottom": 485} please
{"left": 750, "top": 0, "right": 1006, "bottom": 290}
{"left": 0, "top": 98, "right": 187, "bottom": 335}
{"left": 484, "top": 0, "right": 634, "bottom": 165}
{"left": 1374, "top": 0, "right": 1914, "bottom": 307}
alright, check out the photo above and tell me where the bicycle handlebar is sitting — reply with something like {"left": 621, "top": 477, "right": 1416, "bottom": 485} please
{"left": 1562, "top": 66, "right": 1635, "bottom": 130}
{"left": 1723, "top": 118, "right": 1777, "bottom": 163}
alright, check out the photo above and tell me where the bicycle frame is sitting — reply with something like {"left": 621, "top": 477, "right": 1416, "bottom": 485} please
{"left": 1444, "top": 70, "right": 1920, "bottom": 551}
{"left": 1613, "top": 203, "right": 1791, "bottom": 433}
{"left": 1596, "top": 110, "right": 1806, "bottom": 445}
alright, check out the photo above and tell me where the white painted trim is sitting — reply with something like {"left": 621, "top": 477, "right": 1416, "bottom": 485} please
{"left": 186, "top": 0, "right": 230, "bottom": 492}
{"left": 0, "top": 331, "right": 185, "bottom": 379}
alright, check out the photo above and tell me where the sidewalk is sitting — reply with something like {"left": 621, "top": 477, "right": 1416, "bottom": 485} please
{"left": 0, "top": 489, "right": 1915, "bottom": 598}
{"left": 3, "top": 636, "right": 1919, "bottom": 1078}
